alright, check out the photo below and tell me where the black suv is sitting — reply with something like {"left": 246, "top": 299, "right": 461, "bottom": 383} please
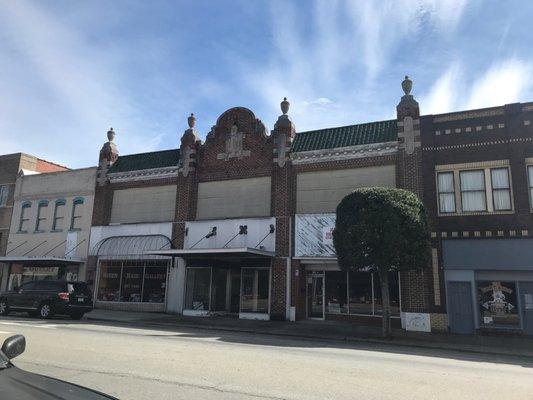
{"left": 0, "top": 280, "right": 93, "bottom": 320}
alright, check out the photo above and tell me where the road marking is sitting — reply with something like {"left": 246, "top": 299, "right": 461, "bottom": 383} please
{"left": 0, "top": 321, "right": 57, "bottom": 329}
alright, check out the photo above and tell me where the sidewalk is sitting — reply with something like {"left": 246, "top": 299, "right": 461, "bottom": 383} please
{"left": 85, "top": 309, "right": 533, "bottom": 359}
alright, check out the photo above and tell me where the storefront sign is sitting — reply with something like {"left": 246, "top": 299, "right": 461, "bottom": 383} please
{"left": 322, "top": 226, "right": 334, "bottom": 246}
{"left": 295, "top": 214, "right": 336, "bottom": 258}
{"left": 23, "top": 266, "right": 59, "bottom": 276}
{"left": 403, "top": 312, "right": 431, "bottom": 332}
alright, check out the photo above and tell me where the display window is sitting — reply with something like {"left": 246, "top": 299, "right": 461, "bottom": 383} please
{"left": 477, "top": 281, "right": 520, "bottom": 327}
{"left": 97, "top": 260, "right": 168, "bottom": 303}
{"left": 323, "top": 270, "right": 401, "bottom": 317}
{"left": 240, "top": 268, "right": 269, "bottom": 313}
{"left": 185, "top": 268, "right": 211, "bottom": 310}
{"left": 325, "top": 271, "right": 347, "bottom": 314}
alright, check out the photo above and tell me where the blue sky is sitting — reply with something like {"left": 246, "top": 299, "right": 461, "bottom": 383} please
{"left": 1, "top": 0, "right": 532, "bottom": 168}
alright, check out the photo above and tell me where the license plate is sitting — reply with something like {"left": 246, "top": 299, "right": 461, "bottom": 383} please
{"left": 77, "top": 298, "right": 84, "bottom": 303}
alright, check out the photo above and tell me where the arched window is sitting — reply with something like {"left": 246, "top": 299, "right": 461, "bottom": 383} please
{"left": 19, "top": 201, "right": 31, "bottom": 232}
{"left": 35, "top": 200, "right": 49, "bottom": 232}
{"left": 70, "top": 197, "right": 84, "bottom": 230}
{"left": 52, "top": 199, "right": 66, "bottom": 231}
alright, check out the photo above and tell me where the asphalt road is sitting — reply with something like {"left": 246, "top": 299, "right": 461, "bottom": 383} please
{"left": 0, "top": 315, "right": 532, "bottom": 400}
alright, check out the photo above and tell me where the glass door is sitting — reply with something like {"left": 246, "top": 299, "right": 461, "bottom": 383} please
{"left": 307, "top": 272, "right": 324, "bottom": 319}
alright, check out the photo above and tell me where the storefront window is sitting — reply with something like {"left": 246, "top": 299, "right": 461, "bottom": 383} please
{"left": 373, "top": 272, "right": 401, "bottom": 316}
{"left": 241, "top": 268, "right": 269, "bottom": 313}
{"left": 98, "top": 263, "right": 121, "bottom": 301}
{"left": 185, "top": 268, "right": 211, "bottom": 310}
{"left": 325, "top": 271, "right": 347, "bottom": 314}
{"left": 120, "top": 265, "right": 143, "bottom": 302}
{"left": 97, "top": 260, "right": 168, "bottom": 303}
{"left": 348, "top": 272, "right": 373, "bottom": 315}
{"left": 142, "top": 266, "right": 167, "bottom": 303}
{"left": 477, "top": 281, "right": 519, "bottom": 327}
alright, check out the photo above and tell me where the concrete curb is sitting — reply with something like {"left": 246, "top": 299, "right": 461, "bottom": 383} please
{"left": 84, "top": 315, "right": 533, "bottom": 360}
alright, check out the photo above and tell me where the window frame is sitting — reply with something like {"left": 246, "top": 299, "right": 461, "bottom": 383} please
{"left": 436, "top": 171, "right": 456, "bottom": 214}
{"left": 459, "top": 169, "right": 487, "bottom": 212}
{"left": 490, "top": 167, "right": 512, "bottom": 211}
{"left": 436, "top": 162, "right": 514, "bottom": 216}
{"left": 70, "top": 197, "right": 84, "bottom": 231}
{"left": 0, "top": 185, "right": 9, "bottom": 207}
{"left": 52, "top": 199, "right": 66, "bottom": 231}
{"left": 527, "top": 165, "right": 533, "bottom": 211}
{"left": 18, "top": 202, "right": 31, "bottom": 233}
{"left": 35, "top": 200, "right": 49, "bottom": 232}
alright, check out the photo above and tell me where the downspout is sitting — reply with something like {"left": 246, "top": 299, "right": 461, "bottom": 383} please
{"left": 286, "top": 216, "right": 292, "bottom": 321}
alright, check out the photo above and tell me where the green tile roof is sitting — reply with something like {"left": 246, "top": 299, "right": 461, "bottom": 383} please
{"left": 108, "top": 149, "right": 180, "bottom": 173}
{"left": 292, "top": 119, "right": 397, "bottom": 152}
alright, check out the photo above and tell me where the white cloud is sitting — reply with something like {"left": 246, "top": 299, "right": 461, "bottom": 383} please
{"left": 466, "top": 59, "right": 532, "bottom": 109}
{"left": 420, "top": 62, "right": 462, "bottom": 114}
{"left": 346, "top": 0, "right": 469, "bottom": 80}
{"left": 0, "top": 0, "right": 164, "bottom": 167}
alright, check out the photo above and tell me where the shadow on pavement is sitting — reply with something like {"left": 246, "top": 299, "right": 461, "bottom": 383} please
{"left": 2, "top": 312, "right": 533, "bottom": 368}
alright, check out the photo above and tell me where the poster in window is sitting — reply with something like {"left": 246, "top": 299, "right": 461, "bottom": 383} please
{"left": 478, "top": 281, "right": 519, "bottom": 327}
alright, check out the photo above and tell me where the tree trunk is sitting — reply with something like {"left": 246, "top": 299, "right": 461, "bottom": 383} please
{"left": 379, "top": 270, "right": 391, "bottom": 338}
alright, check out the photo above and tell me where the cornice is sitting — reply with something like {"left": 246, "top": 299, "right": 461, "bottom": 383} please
{"left": 291, "top": 141, "right": 398, "bottom": 165}
{"left": 432, "top": 107, "right": 504, "bottom": 123}
{"left": 108, "top": 166, "right": 179, "bottom": 183}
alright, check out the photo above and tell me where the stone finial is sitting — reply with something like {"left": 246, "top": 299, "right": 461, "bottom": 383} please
{"left": 187, "top": 113, "right": 196, "bottom": 129}
{"left": 281, "top": 97, "right": 290, "bottom": 115}
{"left": 402, "top": 75, "right": 412, "bottom": 95}
{"left": 107, "top": 127, "right": 115, "bottom": 142}
{"left": 181, "top": 113, "right": 200, "bottom": 147}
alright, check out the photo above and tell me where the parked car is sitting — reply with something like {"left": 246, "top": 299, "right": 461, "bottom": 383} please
{"left": 0, "top": 334, "right": 116, "bottom": 399}
{"left": 0, "top": 280, "right": 93, "bottom": 320}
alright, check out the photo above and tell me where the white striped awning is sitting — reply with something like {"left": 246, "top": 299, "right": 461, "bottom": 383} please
{"left": 90, "top": 235, "right": 172, "bottom": 260}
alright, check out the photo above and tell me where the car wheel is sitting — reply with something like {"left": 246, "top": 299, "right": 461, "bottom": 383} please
{"left": 0, "top": 299, "right": 9, "bottom": 316}
{"left": 70, "top": 313, "right": 84, "bottom": 320}
{"left": 37, "top": 303, "right": 53, "bottom": 319}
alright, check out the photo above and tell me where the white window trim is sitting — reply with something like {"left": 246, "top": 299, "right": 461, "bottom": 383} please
{"left": 435, "top": 160, "right": 514, "bottom": 216}
{"left": 526, "top": 163, "right": 533, "bottom": 212}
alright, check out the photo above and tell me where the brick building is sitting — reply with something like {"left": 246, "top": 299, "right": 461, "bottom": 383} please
{"left": 89, "top": 78, "right": 533, "bottom": 335}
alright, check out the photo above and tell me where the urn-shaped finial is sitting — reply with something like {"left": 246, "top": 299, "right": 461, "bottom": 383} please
{"left": 281, "top": 97, "right": 290, "bottom": 115}
{"left": 107, "top": 127, "right": 115, "bottom": 142}
{"left": 188, "top": 113, "right": 196, "bottom": 129}
{"left": 402, "top": 75, "right": 412, "bottom": 95}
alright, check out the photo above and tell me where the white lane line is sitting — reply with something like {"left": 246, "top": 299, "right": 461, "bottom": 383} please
{"left": 0, "top": 321, "right": 57, "bottom": 329}
{"left": 0, "top": 331, "right": 11, "bottom": 334}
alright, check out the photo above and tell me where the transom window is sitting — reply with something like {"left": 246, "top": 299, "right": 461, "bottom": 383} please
{"left": 436, "top": 163, "right": 513, "bottom": 215}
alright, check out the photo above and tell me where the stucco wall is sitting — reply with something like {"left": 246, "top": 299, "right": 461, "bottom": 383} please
{"left": 296, "top": 165, "right": 396, "bottom": 213}
{"left": 6, "top": 168, "right": 97, "bottom": 280}
{"left": 110, "top": 185, "right": 177, "bottom": 224}
{"left": 196, "top": 177, "right": 271, "bottom": 219}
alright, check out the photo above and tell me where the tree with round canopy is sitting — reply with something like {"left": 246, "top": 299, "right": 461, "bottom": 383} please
{"left": 333, "top": 187, "right": 431, "bottom": 337}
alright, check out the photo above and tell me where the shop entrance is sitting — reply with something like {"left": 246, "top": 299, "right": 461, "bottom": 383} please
{"left": 184, "top": 264, "right": 271, "bottom": 316}
{"left": 307, "top": 272, "right": 324, "bottom": 319}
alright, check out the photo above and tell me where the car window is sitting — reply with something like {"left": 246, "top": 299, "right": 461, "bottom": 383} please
{"left": 68, "top": 283, "right": 92, "bottom": 296}
{"left": 33, "top": 281, "right": 66, "bottom": 291}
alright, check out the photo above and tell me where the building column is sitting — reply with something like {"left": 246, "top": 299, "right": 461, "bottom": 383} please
{"left": 395, "top": 76, "right": 434, "bottom": 329}
{"left": 270, "top": 98, "right": 296, "bottom": 320}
